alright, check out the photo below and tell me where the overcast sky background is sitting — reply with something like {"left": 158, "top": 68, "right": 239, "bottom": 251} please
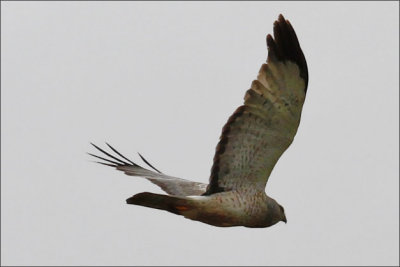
{"left": 1, "top": 2, "right": 399, "bottom": 266}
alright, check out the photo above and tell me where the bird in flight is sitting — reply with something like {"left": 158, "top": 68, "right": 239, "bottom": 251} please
{"left": 89, "top": 14, "right": 308, "bottom": 228}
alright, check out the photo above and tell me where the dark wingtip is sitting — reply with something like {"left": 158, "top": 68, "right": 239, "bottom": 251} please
{"left": 105, "top": 142, "right": 137, "bottom": 166}
{"left": 138, "top": 153, "right": 162, "bottom": 174}
{"left": 95, "top": 161, "right": 117, "bottom": 167}
{"left": 267, "top": 14, "right": 308, "bottom": 92}
{"left": 87, "top": 152, "right": 120, "bottom": 166}
{"left": 88, "top": 142, "right": 145, "bottom": 169}
{"left": 126, "top": 192, "right": 151, "bottom": 205}
{"left": 89, "top": 143, "right": 129, "bottom": 165}
{"left": 126, "top": 195, "right": 136, "bottom": 205}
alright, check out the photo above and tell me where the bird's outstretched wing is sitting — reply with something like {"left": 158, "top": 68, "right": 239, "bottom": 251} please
{"left": 89, "top": 143, "right": 207, "bottom": 196}
{"left": 204, "top": 14, "right": 308, "bottom": 195}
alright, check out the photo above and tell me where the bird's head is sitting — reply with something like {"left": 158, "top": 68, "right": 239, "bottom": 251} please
{"left": 278, "top": 204, "right": 287, "bottom": 224}
{"left": 261, "top": 197, "right": 287, "bottom": 227}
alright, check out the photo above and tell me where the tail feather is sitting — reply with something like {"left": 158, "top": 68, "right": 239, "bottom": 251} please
{"left": 126, "top": 192, "right": 193, "bottom": 215}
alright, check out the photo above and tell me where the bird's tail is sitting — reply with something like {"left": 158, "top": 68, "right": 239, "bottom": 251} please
{"left": 126, "top": 192, "right": 195, "bottom": 215}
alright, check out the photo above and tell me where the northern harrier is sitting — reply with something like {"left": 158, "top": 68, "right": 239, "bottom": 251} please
{"left": 89, "top": 14, "right": 308, "bottom": 228}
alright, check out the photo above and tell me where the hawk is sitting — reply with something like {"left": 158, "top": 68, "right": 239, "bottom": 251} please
{"left": 89, "top": 14, "right": 308, "bottom": 228}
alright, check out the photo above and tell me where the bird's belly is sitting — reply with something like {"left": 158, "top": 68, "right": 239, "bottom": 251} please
{"left": 182, "top": 207, "right": 246, "bottom": 227}
{"left": 183, "top": 191, "right": 266, "bottom": 227}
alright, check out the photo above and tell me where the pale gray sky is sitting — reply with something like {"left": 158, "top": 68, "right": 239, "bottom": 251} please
{"left": 1, "top": 2, "right": 399, "bottom": 266}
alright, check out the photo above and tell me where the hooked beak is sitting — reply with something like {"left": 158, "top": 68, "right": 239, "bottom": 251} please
{"left": 282, "top": 216, "right": 287, "bottom": 224}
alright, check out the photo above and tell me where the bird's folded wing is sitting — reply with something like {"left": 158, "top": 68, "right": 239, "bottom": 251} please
{"left": 89, "top": 143, "right": 207, "bottom": 196}
{"left": 204, "top": 14, "right": 308, "bottom": 195}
